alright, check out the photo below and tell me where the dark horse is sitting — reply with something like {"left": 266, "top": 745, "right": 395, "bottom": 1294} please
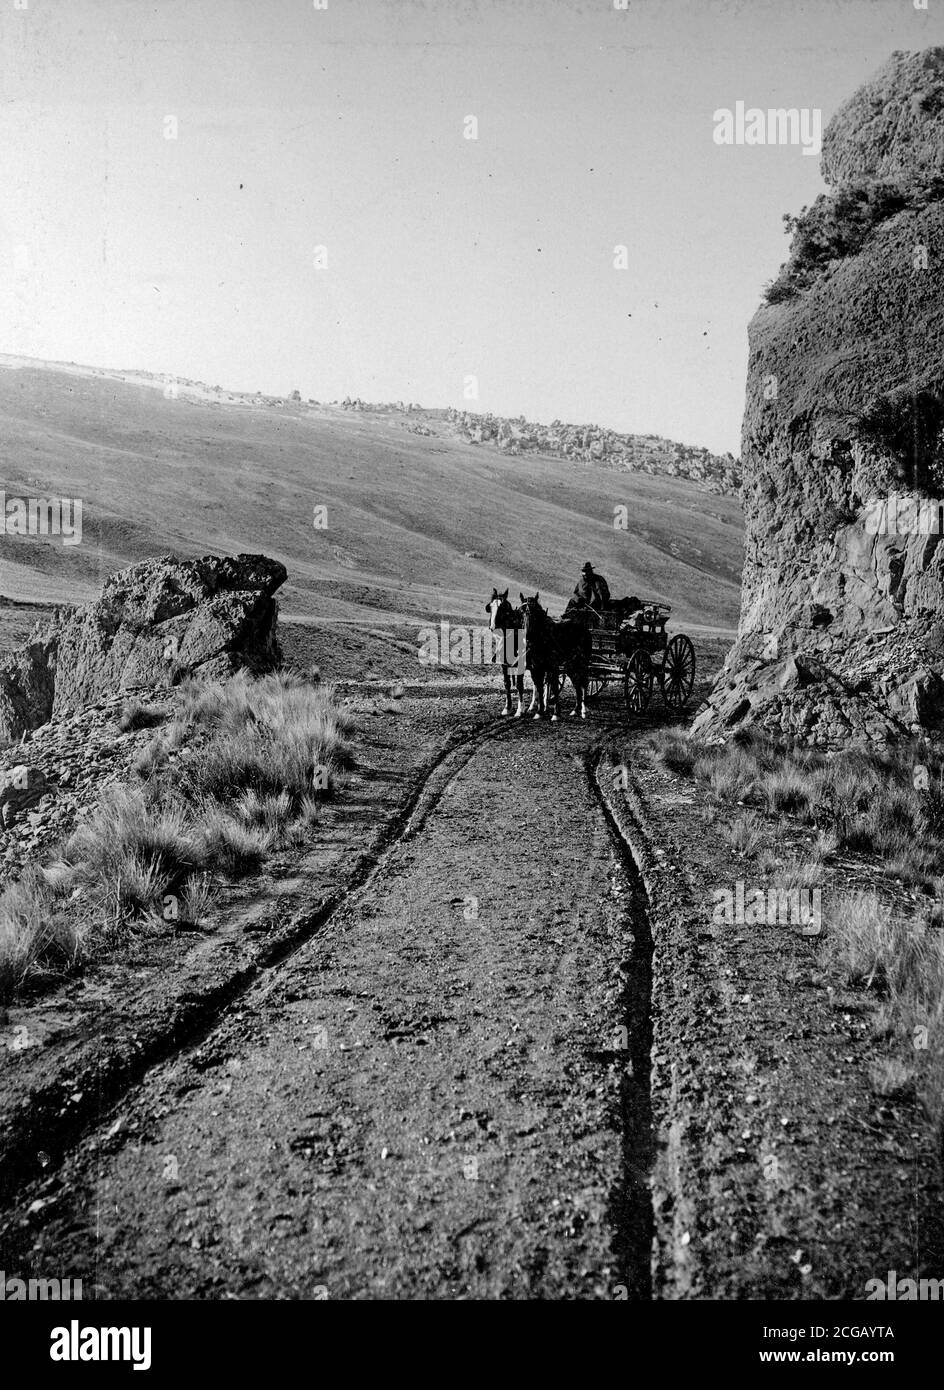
{"left": 520, "top": 593, "right": 592, "bottom": 720}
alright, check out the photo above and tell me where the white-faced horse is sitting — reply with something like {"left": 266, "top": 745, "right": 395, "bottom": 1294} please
{"left": 485, "top": 588, "right": 543, "bottom": 717}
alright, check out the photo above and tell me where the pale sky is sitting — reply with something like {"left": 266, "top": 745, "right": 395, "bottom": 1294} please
{"left": 1, "top": 0, "right": 942, "bottom": 455}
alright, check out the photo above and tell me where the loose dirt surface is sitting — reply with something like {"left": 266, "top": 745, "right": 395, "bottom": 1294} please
{"left": 600, "top": 747, "right": 944, "bottom": 1300}
{"left": 4, "top": 638, "right": 937, "bottom": 1301}
{"left": 0, "top": 689, "right": 663, "bottom": 1300}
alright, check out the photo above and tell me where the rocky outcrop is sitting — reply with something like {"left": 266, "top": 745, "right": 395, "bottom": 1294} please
{"left": 445, "top": 409, "right": 741, "bottom": 494}
{"left": 821, "top": 48, "right": 944, "bottom": 185}
{"left": 0, "top": 554, "right": 285, "bottom": 741}
{"left": 693, "top": 49, "right": 944, "bottom": 747}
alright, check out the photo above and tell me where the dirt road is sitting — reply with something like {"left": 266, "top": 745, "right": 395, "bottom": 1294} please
{"left": 6, "top": 715, "right": 652, "bottom": 1300}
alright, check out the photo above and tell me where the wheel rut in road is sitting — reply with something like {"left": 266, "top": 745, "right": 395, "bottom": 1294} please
{"left": 6, "top": 720, "right": 654, "bottom": 1299}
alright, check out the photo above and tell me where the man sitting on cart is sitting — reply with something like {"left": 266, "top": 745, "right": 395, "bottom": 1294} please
{"left": 565, "top": 563, "right": 642, "bottom": 624}
{"left": 572, "top": 562, "right": 611, "bottom": 611}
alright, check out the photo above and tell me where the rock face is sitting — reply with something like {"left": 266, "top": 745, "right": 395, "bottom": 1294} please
{"left": 0, "top": 643, "right": 57, "bottom": 750}
{"left": 0, "top": 554, "right": 285, "bottom": 741}
{"left": 821, "top": 48, "right": 944, "bottom": 185}
{"left": 693, "top": 49, "right": 944, "bottom": 748}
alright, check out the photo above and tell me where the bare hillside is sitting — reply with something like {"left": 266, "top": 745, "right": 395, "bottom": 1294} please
{"left": 0, "top": 357, "right": 742, "bottom": 662}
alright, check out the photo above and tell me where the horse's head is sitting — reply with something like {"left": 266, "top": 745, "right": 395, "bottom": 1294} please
{"left": 519, "top": 593, "right": 547, "bottom": 651}
{"left": 486, "top": 587, "right": 515, "bottom": 631}
{"left": 519, "top": 592, "right": 550, "bottom": 667}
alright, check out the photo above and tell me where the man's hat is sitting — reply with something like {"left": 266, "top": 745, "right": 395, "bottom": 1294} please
{"left": 581, "top": 562, "right": 594, "bottom": 574}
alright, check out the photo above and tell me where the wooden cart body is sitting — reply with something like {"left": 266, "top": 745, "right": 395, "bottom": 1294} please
{"left": 585, "top": 601, "right": 696, "bottom": 712}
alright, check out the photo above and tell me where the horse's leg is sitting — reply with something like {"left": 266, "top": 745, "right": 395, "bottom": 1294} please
{"left": 551, "top": 669, "right": 562, "bottom": 721}
{"left": 526, "top": 673, "right": 539, "bottom": 713}
{"left": 532, "top": 666, "right": 545, "bottom": 719}
{"left": 542, "top": 669, "right": 554, "bottom": 722}
{"left": 500, "top": 664, "right": 512, "bottom": 715}
{"left": 514, "top": 672, "right": 525, "bottom": 716}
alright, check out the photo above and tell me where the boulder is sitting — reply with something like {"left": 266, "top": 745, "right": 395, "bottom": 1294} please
{"left": 0, "top": 553, "right": 286, "bottom": 741}
{"left": 0, "top": 765, "right": 50, "bottom": 829}
{"left": 694, "top": 48, "right": 944, "bottom": 748}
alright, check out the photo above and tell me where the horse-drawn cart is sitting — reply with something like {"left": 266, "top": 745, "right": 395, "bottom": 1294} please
{"left": 586, "top": 601, "right": 696, "bottom": 713}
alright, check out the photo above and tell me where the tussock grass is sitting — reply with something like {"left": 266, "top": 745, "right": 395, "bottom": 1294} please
{"left": 118, "top": 699, "right": 168, "bottom": 733}
{"left": 648, "top": 729, "right": 695, "bottom": 776}
{"left": 177, "top": 672, "right": 353, "bottom": 806}
{"left": 64, "top": 787, "right": 201, "bottom": 895}
{"left": 812, "top": 828, "right": 839, "bottom": 862}
{"left": 869, "top": 1057, "right": 915, "bottom": 1099}
{"left": 824, "top": 892, "right": 942, "bottom": 1000}
{"left": 760, "top": 767, "right": 810, "bottom": 815}
{"left": 198, "top": 811, "right": 272, "bottom": 875}
{"left": 679, "top": 731, "right": 944, "bottom": 892}
{"left": 823, "top": 891, "right": 944, "bottom": 1122}
{"left": 179, "top": 872, "right": 212, "bottom": 927}
{"left": 776, "top": 858, "right": 823, "bottom": 892}
{"left": 664, "top": 726, "right": 944, "bottom": 1130}
{"left": 724, "top": 811, "right": 764, "bottom": 856}
{"left": 0, "top": 669, "right": 355, "bottom": 1001}
{"left": 132, "top": 740, "right": 170, "bottom": 780}
{"left": 706, "top": 756, "right": 756, "bottom": 804}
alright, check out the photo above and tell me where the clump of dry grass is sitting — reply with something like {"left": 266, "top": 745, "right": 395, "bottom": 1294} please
{"left": 823, "top": 890, "right": 944, "bottom": 1122}
{"left": 681, "top": 732, "right": 944, "bottom": 892}
{"left": 0, "top": 868, "right": 81, "bottom": 999}
{"left": 648, "top": 729, "right": 696, "bottom": 776}
{"left": 760, "top": 766, "right": 810, "bottom": 815}
{"left": 118, "top": 699, "right": 168, "bottom": 733}
{"left": 812, "top": 828, "right": 839, "bottom": 862}
{"left": 724, "top": 811, "right": 764, "bottom": 856}
{"left": 64, "top": 786, "right": 201, "bottom": 896}
{"left": 869, "top": 1057, "right": 915, "bottom": 1098}
{"left": 198, "top": 810, "right": 272, "bottom": 875}
{"left": 705, "top": 755, "right": 758, "bottom": 804}
{"left": 822, "top": 891, "right": 897, "bottom": 989}
{"left": 671, "top": 728, "right": 944, "bottom": 1130}
{"left": 0, "top": 669, "right": 356, "bottom": 1002}
{"left": 776, "top": 858, "right": 823, "bottom": 892}
{"left": 176, "top": 671, "right": 354, "bottom": 808}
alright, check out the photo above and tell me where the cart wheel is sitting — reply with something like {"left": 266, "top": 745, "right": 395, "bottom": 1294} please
{"left": 623, "top": 650, "right": 653, "bottom": 713}
{"left": 661, "top": 634, "right": 696, "bottom": 710}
